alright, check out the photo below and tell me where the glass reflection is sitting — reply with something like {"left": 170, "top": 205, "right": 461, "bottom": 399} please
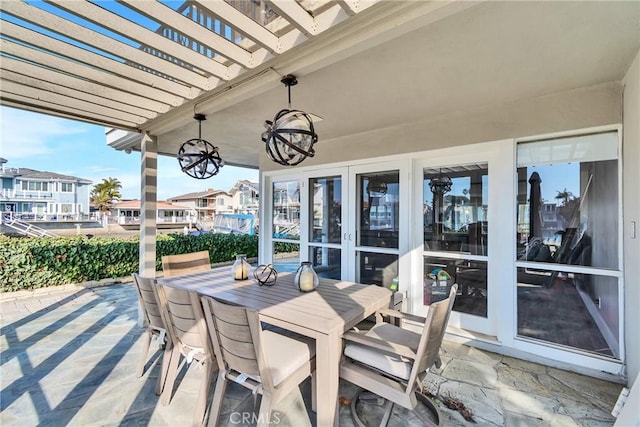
{"left": 272, "top": 242, "right": 299, "bottom": 273}
{"left": 310, "top": 177, "right": 342, "bottom": 244}
{"left": 357, "top": 252, "right": 397, "bottom": 287}
{"left": 272, "top": 180, "right": 301, "bottom": 240}
{"left": 424, "top": 165, "right": 488, "bottom": 253}
{"left": 423, "top": 256, "right": 487, "bottom": 317}
{"left": 358, "top": 171, "right": 399, "bottom": 249}
{"left": 516, "top": 132, "right": 618, "bottom": 269}
{"left": 517, "top": 268, "right": 618, "bottom": 358}
{"left": 310, "top": 247, "right": 341, "bottom": 280}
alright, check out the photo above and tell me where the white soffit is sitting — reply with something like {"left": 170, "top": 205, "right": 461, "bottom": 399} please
{"left": 0, "top": 0, "right": 382, "bottom": 131}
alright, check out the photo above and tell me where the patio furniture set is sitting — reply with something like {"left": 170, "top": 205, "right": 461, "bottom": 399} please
{"left": 132, "top": 250, "right": 457, "bottom": 426}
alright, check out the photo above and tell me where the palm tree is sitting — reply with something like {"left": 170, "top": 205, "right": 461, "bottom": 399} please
{"left": 555, "top": 188, "right": 574, "bottom": 206}
{"left": 91, "top": 177, "right": 123, "bottom": 213}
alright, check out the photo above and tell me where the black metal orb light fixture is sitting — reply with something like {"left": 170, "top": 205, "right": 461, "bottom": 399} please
{"left": 429, "top": 169, "right": 453, "bottom": 195}
{"left": 366, "top": 178, "right": 388, "bottom": 195}
{"left": 177, "top": 114, "right": 224, "bottom": 179}
{"left": 261, "top": 75, "right": 318, "bottom": 166}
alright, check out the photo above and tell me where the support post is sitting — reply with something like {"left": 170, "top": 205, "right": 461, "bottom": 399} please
{"left": 139, "top": 132, "right": 158, "bottom": 277}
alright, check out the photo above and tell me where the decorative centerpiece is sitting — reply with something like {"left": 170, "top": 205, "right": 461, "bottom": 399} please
{"left": 253, "top": 264, "right": 278, "bottom": 286}
{"left": 295, "top": 261, "right": 319, "bottom": 292}
{"left": 231, "top": 254, "right": 250, "bottom": 280}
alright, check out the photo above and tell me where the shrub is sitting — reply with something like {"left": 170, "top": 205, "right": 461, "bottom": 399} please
{"left": 0, "top": 233, "right": 258, "bottom": 292}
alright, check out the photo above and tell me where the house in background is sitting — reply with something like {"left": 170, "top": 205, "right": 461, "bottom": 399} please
{"left": 108, "top": 199, "right": 195, "bottom": 228}
{"left": 0, "top": 158, "right": 92, "bottom": 220}
{"left": 229, "top": 180, "right": 259, "bottom": 216}
{"left": 168, "top": 180, "right": 259, "bottom": 221}
{"left": 167, "top": 188, "right": 233, "bottom": 221}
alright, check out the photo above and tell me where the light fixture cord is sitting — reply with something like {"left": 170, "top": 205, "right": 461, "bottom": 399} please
{"left": 287, "top": 83, "right": 292, "bottom": 109}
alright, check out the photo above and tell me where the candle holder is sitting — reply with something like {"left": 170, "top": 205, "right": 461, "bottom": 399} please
{"left": 231, "top": 254, "right": 250, "bottom": 280}
{"left": 253, "top": 264, "right": 277, "bottom": 286}
{"left": 295, "top": 261, "right": 318, "bottom": 292}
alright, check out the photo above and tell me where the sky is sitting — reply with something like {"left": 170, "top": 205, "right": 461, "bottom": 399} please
{"left": 0, "top": 106, "right": 259, "bottom": 200}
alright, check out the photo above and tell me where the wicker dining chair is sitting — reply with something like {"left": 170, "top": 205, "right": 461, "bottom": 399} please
{"left": 201, "top": 296, "right": 316, "bottom": 427}
{"left": 340, "top": 285, "right": 458, "bottom": 426}
{"left": 131, "top": 273, "right": 172, "bottom": 395}
{"left": 161, "top": 250, "right": 211, "bottom": 277}
{"left": 155, "top": 283, "right": 216, "bottom": 426}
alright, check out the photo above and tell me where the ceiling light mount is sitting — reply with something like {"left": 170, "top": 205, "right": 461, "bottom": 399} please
{"left": 177, "top": 114, "right": 224, "bottom": 179}
{"left": 261, "top": 74, "right": 318, "bottom": 167}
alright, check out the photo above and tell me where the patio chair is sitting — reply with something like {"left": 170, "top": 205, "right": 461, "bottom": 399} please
{"left": 156, "top": 283, "right": 216, "bottom": 426}
{"left": 340, "top": 284, "right": 458, "bottom": 427}
{"left": 131, "top": 273, "right": 171, "bottom": 395}
{"left": 201, "top": 296, "right": 316, "bottom": 427}
{"left": 161, "top": 250, "right": 211, "bottom": 277}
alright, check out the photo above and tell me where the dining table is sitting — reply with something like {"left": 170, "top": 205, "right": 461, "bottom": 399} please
{"left": 157, "top": 266, "right": 392, "bottom": 427}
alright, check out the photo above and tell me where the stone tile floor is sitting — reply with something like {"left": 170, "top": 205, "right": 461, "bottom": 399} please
{"left": 0, "top": 282, "right": 623, "bottom": 426}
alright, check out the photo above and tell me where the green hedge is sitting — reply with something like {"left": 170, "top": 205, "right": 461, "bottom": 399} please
{"left": 0, "top": 233, "right": 259, "bottom": 292}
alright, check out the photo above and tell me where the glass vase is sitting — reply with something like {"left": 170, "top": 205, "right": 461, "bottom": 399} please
{"left": 295, "top": 261, "right": 319, "bottom": 292}
{"left": 231, "top": 254, "right": 250, "bottom": 280}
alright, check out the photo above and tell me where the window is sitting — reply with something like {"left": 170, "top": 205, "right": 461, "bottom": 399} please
{"left": 272, "top": 180, "right": 301, "bottom": 240}
{"left": 60, "top": 182, "right": 73, "bottom": 192}
{"left": 216, "top": 197, "right": 225, "bottom": 206}
{"left": 60, "top": 204, "right": 73, "bottom": 213}
{"left": 515, "top": 131, "right": 621, "bottom": 359}
{"left": 423, "top": 163, "right": 489, "bottom": 318}
{"left": 516, "top": 131, "right": 618, "bottom": 268}
{"left": 272, "top": 180, "right": 301, "bottom": 272}
{"left": 197, "top": 199, "right": 207, "bottom": 208}
{"left": 21, "top": 181, "right": 48, "bottom": 191}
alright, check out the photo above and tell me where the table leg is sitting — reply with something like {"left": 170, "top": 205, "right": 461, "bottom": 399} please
{"left": 315, "top": 332, "right": 341, "bottom": 427}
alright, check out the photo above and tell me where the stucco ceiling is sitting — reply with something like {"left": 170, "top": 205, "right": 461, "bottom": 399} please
{"left": 152, "top": 0, "right": 639, "bottom": 168}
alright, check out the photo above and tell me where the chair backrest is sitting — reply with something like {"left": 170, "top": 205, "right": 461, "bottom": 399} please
{"left": 161, "top": 250, "right": 211, "bottom": 277}
{"left": 201, "top": 296, "right": 261, "bottom": 377}
{"left": 131, "top": 273, "right": 163, "bottom": 330}
{"left": 156, "top": 284, "right": 211, "bottom": 355}
{"left": 410, "top": 284, "right": 457, "bottom": 382}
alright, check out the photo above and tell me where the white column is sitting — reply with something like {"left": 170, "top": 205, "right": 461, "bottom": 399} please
{"left": 139, "top": 132, "right": 158, "bottom": 277}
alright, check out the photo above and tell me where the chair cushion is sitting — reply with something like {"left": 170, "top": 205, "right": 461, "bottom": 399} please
{"left": 344, "top": 323, "right": 421, "bottom": 381}
{"left": 261, "top": 330, "right": 315, "bottom": 386}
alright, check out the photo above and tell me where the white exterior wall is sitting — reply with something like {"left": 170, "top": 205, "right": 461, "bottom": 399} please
{"left": 622, "top": 50, "right": 640, "bottom": 385}
{"left": 261, "top": 83, "right": 621, "bottom": 171}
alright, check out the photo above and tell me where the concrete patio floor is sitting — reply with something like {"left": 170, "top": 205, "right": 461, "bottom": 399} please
{"left": 0, "top": 281, "right": 623, "bottom": 426}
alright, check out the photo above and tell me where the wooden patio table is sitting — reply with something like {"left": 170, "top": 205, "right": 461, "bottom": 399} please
{"left": 157, "top": 267, "right": 392, "bottom": 427}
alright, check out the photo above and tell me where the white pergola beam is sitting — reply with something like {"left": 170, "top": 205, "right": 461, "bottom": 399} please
{"left": 0, "top": 30, "right": 186, "bottom": 106}
{"left": 139, "top": 132, "right": 158, "bottom": 278}
{"left": 0, "top": 93, "right": 140, "bottom": 130}
{"left": 2, "top": 22, "right": 194, "bottom": 101}
{"left": 0, "top": 67, "right": 158, "bottom": 120}
{"left": 336, "top": 1, "right": 379, "bottom": 16}
{"left": 266, "top": 1, "right": 317, "bottom": 36}
{"left": 0, "top": 1, "right": 210, "bottom": 90}
{"left": 119, "top": 0, "right": 253, "bottom": 71}
{"left": 48, "top": 0, "right": 231, "bottom": 80}
{"left": 193, "top": 1, "right": 281, "bottom": 54}
{"left": 0, "top": 46, "right": 171, "bottom": 114}
{"left": 1, "top": 80, "right": 147, "bottom": 125}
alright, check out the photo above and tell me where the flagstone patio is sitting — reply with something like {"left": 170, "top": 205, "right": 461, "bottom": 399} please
{"left": 0, "top": 281, "right": 623, "bottom": 426}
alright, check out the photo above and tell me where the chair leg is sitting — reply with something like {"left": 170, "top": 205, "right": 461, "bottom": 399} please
{"left": 194, "top": 359, "right": 215, "bottom": 426}
{"left": 257, "top": 393, "right": 273, "bottom": 427}
{"left": 207, "top": 371, "right": 228, "bottom": 427}
{"left": 311, "top": 373, "right": 317, "bottom": 413}
{"left": 156, "top": 342, "right": 173, "bottom": 395}
{"left": 161, "top": 348, "right": 181, "bottom": 406}
{"left": 137, "top": 329, "right": 152, "bottom": 378}
{"left": 350, "top": 390, "right": 394, "bottom": 427}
